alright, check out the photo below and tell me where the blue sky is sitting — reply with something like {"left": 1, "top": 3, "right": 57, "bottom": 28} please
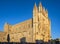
{"left": 0, "top": 0, "right": 60, "bottom": 39}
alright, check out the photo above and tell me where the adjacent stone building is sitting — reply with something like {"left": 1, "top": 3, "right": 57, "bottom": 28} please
{"left": 0, "top": 2, "right": 51, "bottom": 43}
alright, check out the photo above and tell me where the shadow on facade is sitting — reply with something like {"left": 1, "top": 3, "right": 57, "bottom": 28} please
{"left": 0, "top": 40, "right": 60, "bottom": 44}
{"left": 20, "top": 37, "right": 26, "bottom": 44}
{"left": 0, "top": 36, "right": 60, "bottom": 44}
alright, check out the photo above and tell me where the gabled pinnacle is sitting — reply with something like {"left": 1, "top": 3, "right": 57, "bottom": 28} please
{"left": 33, "top": 2, "right": 38, "bottom": 12}
{"left": 39, "top": 2, "right": 43, "bottom": 12}
{"left": 39, "top": 2, "right": 42, "bottom": 7}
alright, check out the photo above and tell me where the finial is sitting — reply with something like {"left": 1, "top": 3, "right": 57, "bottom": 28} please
{"left": 43, "top": 7, "right": 45, "bottom": 11}
{"left": 34, "top": 2, "right": 36, "bottom": 6}
{"left": 5, "top": 22, "right": 8, "bottom": 24}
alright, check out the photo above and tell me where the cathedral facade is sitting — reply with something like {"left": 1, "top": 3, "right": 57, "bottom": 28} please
{"left": 0, "top": 2, "right": 51, "bottom": 43}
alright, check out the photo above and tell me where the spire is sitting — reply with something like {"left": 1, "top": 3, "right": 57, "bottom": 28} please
{"left": 46, "top": 9, "right": 48, "bottom": 13}
{"left": 46, "top": 9, "right": 48, "bottom": 17}
{"left": 39, "top": 2, "right": 42, "bottom": 7}
{"left": 43, "top": 7, "right": 45, "bottom": 11}
{"left": 39, "top": 2, "right": 43, "bottom": 12}
{"left": 43, "top": 7, "right": 46, "bottom": 13}
{"left": 33, "top": 3, "right": 38, "bottom": 13}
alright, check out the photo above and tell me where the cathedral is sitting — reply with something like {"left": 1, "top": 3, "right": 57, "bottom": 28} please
{"left": 0, "top": 2, "right": 51, "bottom": 43}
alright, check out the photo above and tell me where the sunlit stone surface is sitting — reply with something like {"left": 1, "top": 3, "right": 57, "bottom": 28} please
{"left": 0, "top": 2, "right": 51, "bottom": 43}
